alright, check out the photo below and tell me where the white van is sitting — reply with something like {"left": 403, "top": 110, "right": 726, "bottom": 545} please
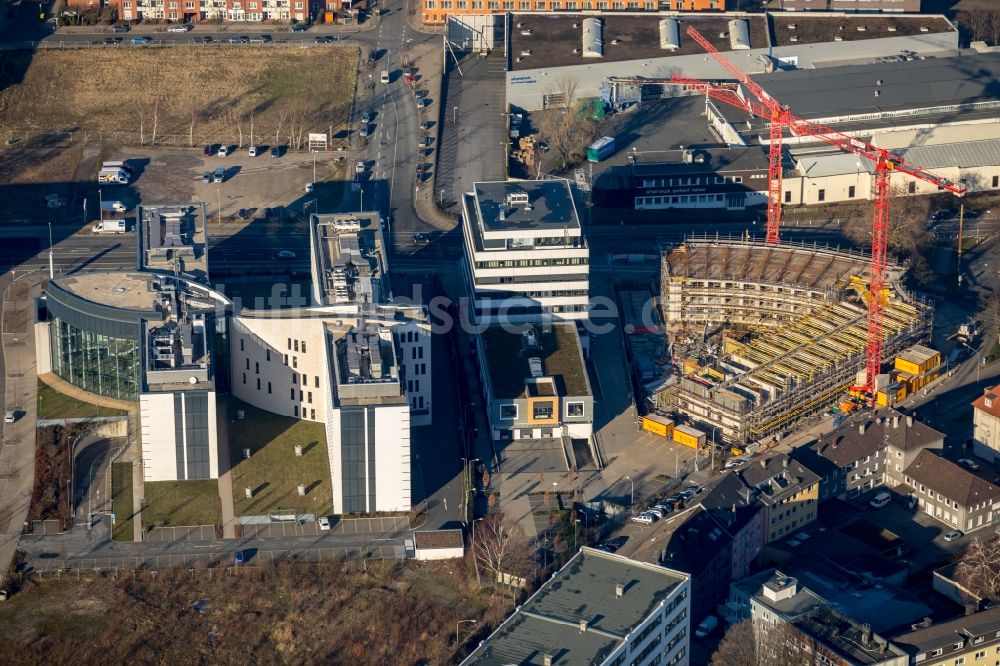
{"left": 870, "top": 491, "right": 891, "bottom": 509}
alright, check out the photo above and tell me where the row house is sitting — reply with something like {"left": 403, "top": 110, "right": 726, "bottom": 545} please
{"left": 101, "top": 0, "right": 306, "bottom": 22}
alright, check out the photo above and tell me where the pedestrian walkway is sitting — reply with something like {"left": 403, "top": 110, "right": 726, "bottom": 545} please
{"left": 215, "top": 399, "right": 237, "bottom": 539}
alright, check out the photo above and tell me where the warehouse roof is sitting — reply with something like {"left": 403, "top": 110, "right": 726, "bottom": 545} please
{"left": 462, "top": 549, "right": 687, "bottom": 666}
{"left": 746, "top": 54, "right": 1000, "bottom": 120}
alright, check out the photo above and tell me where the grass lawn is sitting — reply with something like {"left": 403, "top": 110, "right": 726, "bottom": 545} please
{"left": 142, "top": 480, "right": 221, "bottom": 529}
{"left": 227, "top": 397, "right": 332, "bottom": 517}
{"left": 110, "top": 463, "right": 134, "bottom": 542}
{"left": 37, "top": 380, "right": 128, "bottom": 420}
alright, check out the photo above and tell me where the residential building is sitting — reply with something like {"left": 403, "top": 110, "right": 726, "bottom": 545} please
{"left": 892, "top": 606, "right": 1000, "bottom": 666}
{"left": 799, "top": 409, "right": 942, "bottom": 501}
{"left": 738, "top": 454, "right": 819, "bottom": 543}
{"left": 421, "top": 2, "right": 728, "bottom": 27}
{"left": 476, "top": 322, "right": 593, "bottom": 443}
{"left": 972, "top": 386, "right": 1000, "bottom": 464}
{"left": 98, "top": 0, "right": 307, "bottom": 22}
{"left": 727, "top": 570, "right": 909, "bottom": 666}
{"left": 461, "top": 547, "right": 691, "bottom": 666}
{"left": 460, "top": 180, "right": 589, "bottom": 325}
{"left": 699, "top": 473, "right": 766, "bottom": 580}
{"left": 901, "top": 450, "right": 1000, "bottom": 534}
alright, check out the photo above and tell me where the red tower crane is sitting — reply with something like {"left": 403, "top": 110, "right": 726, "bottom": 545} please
{"left": 673, "top": 26, "right": 967, "bottom": 396}
{"left": 682, "top": 26, "right": 786, "bottom": 246}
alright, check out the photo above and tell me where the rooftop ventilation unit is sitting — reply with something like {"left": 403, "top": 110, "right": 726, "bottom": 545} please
{"left": 528, "top": 357, "right": 544, "bottom": 378}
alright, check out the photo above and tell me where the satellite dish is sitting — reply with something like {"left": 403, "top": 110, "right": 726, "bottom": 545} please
{"left": 189, "top": 376, "right": 198, "bottom": 384}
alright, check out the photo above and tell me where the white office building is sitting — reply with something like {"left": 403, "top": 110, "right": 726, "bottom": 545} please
{"left": 461, "top": 180, "right": 589, "bottom": 325}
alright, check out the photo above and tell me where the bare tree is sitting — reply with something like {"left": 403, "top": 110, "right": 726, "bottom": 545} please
{"left": 552, "top": 74, "right": 579, "bottom": 110}
{"left": 980, "top": 292, "right": 1000, "bottom": 347}
{"left": 249, "top": 109, "right": 255, "bottom": 147}
{"left": 188, "top": 106, "right": 201, "bottom": 148}
{"left": 536, "top": 102, "right": 598, "bottom": 171}
{"left": 711, "top": 620, "right": 837, "bottom": 666}
{"left": 274, "top": 110, "right": 287, "bottom": 148}
{"left": 956, "top": 537, "right": 1000, "bottom": 599}
{"left": 990, "top": 9, "right": 1000, "bottom": 47}
{"left": 150, "top": 96, "right": 161, "bottom": 145}
{"left": 959, "top": 10, "right": 991, "bottom": 42}
{"left": 473, "top": 513, "right": 532, "bottom": 587}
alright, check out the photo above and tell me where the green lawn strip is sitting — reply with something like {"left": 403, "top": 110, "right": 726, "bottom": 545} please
{"left": 110, "top": 462, "right": 134, "bottom": 542}
{"left": 142, "top": 480, "right": 221, "bottom": 530}
{"left": 226, "top": 397, "right": 332, "bottom": 517}
{"left": 37, "top": 380, "right": 128, "bottom": 420}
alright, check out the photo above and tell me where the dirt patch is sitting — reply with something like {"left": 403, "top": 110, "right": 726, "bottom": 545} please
{"left": 1, "top": 559, "right": 515, "bottom": 665}
{"left": 28, "top": 425, "right": 78, "bottom": 531}
{"left": 0, "top": 47, "right": 358, "bottom": 149}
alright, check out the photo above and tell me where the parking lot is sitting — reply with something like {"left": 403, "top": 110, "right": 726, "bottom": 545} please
{"left": 113, "top": 145, "right": 350, "bottom": 223}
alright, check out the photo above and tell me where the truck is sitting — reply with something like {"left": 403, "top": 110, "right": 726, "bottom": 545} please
{"left": 101, "top": 200, "right": 128, "bottom": 214}
{"left": 92, "top": 219, "right": 127, "bottom": 234}
{"left": 586, "top": 136, "right": 616, "bottom": 163}
{"left": 98, "top": 168, "right": 130, "bottom": 185}
{"left": 101, "top": 160, "right": 133, "bottom": 175}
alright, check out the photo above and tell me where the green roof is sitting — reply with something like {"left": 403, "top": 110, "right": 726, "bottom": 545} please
{"left": 481, "top": 324, "right": 591, "bottom": 400}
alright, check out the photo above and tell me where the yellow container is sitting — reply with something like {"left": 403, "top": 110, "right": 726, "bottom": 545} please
{"left": 673, "top": 425, "right": 706, "bottom": 449}
{"left": 641, "top": 415, "right": 674, "bottom": 438}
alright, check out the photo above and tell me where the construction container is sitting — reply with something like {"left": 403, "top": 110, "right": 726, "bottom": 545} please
{"left": 586, "top": 136, "right": 616, "bottom": 162}
{"left": 876, "top": 381, "right": 908, "bottom": 407}
{"left": 673, "top": 424, "right": 707, "bottom": 449}
{"left": 641, "top": 414, "right": 674, "bottom": 438}
{"left": 895, "top": 344, "right": 940, "bottom": 377}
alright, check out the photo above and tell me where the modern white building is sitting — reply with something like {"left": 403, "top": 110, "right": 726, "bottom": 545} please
{"left": 460, "top": 180, "right": 589, "bottom": 325}
{"left": 462, "top": 547, "right": 691, "bottom": 666}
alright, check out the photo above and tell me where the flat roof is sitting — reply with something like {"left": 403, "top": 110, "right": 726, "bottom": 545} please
{"left": 481, "top": 323, "right": 590, "bottom": 400}
{"left": 472, "top": 180, "right": 580, "bottom": 234}
{"left": 139, "top": 204, "right": 207, "bottom": 281}
{"left": 54, "top": 272, "right": 161, "bottom": 311}
{"left": 746, "top": 54, "right": 1000, "bottom": 120}
{"left": 630, "top": 146, "right": 774, "bottom": 176}
{"left": 311, "top": 212, "right": 386, "bottom": 306}
{"left": 462, "top": 548, "right": 687, "bottom": 666}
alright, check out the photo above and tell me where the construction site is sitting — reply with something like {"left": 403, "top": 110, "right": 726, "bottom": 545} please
{"left": 655, "top": 236, "right": 933, "bottom": 447}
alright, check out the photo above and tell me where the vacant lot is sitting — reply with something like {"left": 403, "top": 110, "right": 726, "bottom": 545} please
{"left": 0, "top": 559, "right": 513, "bottom": 665}
{"left": 227, "top": 397, "right": 332, "bottom": 517}
{"left": 142, "top": 480, "right": 221, "bottom": 530}
{"left": 0, "top": 47, "right": 358, "bottom": 149}
{"left": 28, "top": 426, "right": 76, "bottom": 530}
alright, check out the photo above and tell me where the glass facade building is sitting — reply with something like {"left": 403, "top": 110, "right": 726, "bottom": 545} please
{"left": 46, "top": 283, "right": 153, "bottom": 402}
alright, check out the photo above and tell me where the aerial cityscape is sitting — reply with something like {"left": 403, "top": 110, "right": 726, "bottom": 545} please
{"left": 0, "top": 0, "right": 998, "bottom": 663}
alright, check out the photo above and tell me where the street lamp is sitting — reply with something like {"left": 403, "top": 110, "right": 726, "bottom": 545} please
{"left": 456, "top": 619, "right": 477, "bottom": 644}
{"left": 624, "top": 475, "right": 634, "bottom": 508}
{"left": 312, "top": 150, "right": 317, "bottom": 184}
{"left": 439, "top": 188, "right": 445, "bottom": 207}
{"left": 453, "top": 106, "right": 458, "bottom": 124}
{"left": 470, "top": 516, "right": 483, "bottom": 586}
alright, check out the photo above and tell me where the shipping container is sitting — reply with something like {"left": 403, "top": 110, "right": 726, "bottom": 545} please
{"left": 641, "top": 414, "right": 674, "bottom": 438}
{"left": 894, "top": 344, "right": 940, "bottom": 376}
{"left": 673, "top": 424, "right": 706, "bottom": 449}
{"left": 586, "top": 136, "right": 616, "bottom": 163}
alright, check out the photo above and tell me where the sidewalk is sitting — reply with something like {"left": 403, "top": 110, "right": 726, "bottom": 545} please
{"left": 0, "top": 276, "right": 40, "bottom": 582}
{"left": 215, "top": 399, "right": 237, "bottom": 539}
{"left": 407, "top": 35, "right": 458, "bottom": 231}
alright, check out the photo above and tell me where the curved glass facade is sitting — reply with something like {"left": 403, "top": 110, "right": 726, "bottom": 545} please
{"left": 50, "top": 317, "right": 140, "bottom": 401}
{"left": 46, "top": 284, "right": 150, "bottom": 403}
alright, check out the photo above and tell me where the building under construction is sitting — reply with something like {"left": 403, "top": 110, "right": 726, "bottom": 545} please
{"left": 659, "top": 236, "right": 932, "bottom": 446}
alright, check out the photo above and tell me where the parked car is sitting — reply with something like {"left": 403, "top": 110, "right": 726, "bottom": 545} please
{"left": 380, "top": 70, "right": 390, "bottom": 84}
{"left": 695, "top": 615, "right": 719, "bottom": 639}
{"left": 102, "top": 37, "right": 119, "bottom": 45}
{"left": 359, "top": 124, "right": 369, "bottom": 138}
{"left": 203, "top": 144, "right": 214, "bottom": 157}
{"left": 869, "top": 491, "right": 891, "bottom": 509}
{"left": 413, "top": 231, "right": 432, "bottom": 243}
{"left": 248, "top": 145, "right": 258, "bottom": 157}
{"left": 361, "top": 111, "right": 375, "bottom": 123}
{"left": 355, "top": 161, "right": 366, "bottom": 174}
{"left": 270, "top": 146, "right": 283, "bottom": 158}
{"left": 630, "top": 514, "right": 654, "bottom": 525}
{"left": 318, "top": 517, "right": 331, "bottom": 531}
{"left": 654, "top": 502, "right": 674, "bottom": 514}
{"left": 249, "top": 35, "right": 271, "bottom": 43}
{"left": 167, "top": 24, "right": 191, "bottom": 32}
{"left": 314, "top": 35, "right": 333, "bottom": 44}
{"left": 305, "top": 182, "right": 314, "bottom": 193}
{"left": 291, "top": 23, "right": 307, "bottom": 31}
{"left": 419, "top": 120, "right": 431, "bottom": 131}
{"left": 724, "top": 457, "right": 751, "bottom": 469}
{"left": 233, "top": 550, "right": 246, "bottom": 565}
{"left": 647, "top": 507, "right": 664, "bottom": 519}
{"left": 201, "top": 171, "right": 212, "bottom": 184}
{"left": 274, "top": 250, "right": 296, "bottom": 260}
{"left": 193, "top": 35, "right": 213, "bottom": 43}
{"left": 130, "top": 36, "right": 151, "bottom": 45}
{"left": 111, "top": 24, "right": 130, "bottom": 33}
{"left": 213, "top": 167, "right": 224, "bottom": 183}
{"left": 217, "top": 145, "right": 229, "bottom": 157}
{"left": 4, "top": 411, "right": 15, "bottom": 424}
{"left": 418, "top": 136, "right": 433, "bottom": 148}
{"left": 944, "top": 529, "right": 964, "bottom": 542}
{"left": 959, "top": 458, "right": 981, "bottom": 471}
{"left": 238, "top": 208, "right": 248, "bottom": 220}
